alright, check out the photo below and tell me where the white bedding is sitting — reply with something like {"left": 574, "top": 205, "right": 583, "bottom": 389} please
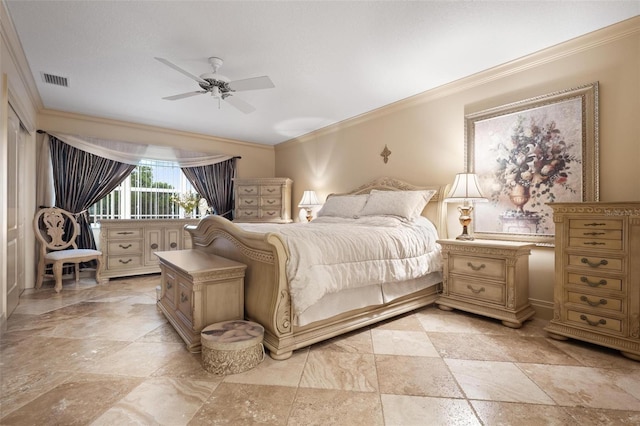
{"left": 237, "top": 216, "right": 442, "bottom": 318}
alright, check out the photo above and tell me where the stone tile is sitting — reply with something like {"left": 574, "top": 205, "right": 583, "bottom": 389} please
{"left": 300, "top": 350, "right": 378, "bottom": 392}
{"left": 91, "top": 377, "right": 217, "bottom": 426}
{"left": 311, "top": 327, "right": 373, "bottom": 354}
{"left": 564, "top": 406, "right": 640, "bottom": 425}
{"left": 0, "top": 370, "right": 70, "bottom": 418}
{"left": 371, "top": 311, "right": 424, "bottom": 331}
{"left": 548, "top": 338, "right": 640, "bottom": 370}
{"left": 81, "top": 342, "right": 186, "bottom": 377}
{"left": 376, "top": 355, "right": 463, "bottom": 398}
{"left": 137, "top": 322, "right": 185, "bottom": 344}
{"left": 289, "top": 388, "right": 384, "bottom": 426}
{"left": 224, "top": 347, "right": 307, "bottom": 387}
{"left": 470, "top": 400, "right": 577, "bottom": 425}
{"left": 381, "top": 394, "right": 480, "bottom": 425}
{"left": 520, "top": 363, "right": 640, "bottom": 410}
{"left": 38, "top": 314, "right": 166, "bottom": 341}
{"left": 371, "top": 329, "right": 439, "bottom": 357}
{"left": 428, "top": 332, "right": 515, "bottom": 361}
{"left": 0, "top": 373, "right": 141, "bottom": 425}
{"left": 188, "top": 382, "right": 296, "bottom": 425}
{"left": 446, "top": 359, "right": 554, "bottom": 404}
{"left": 151, "top": 350, "right": 224, "bottom": 382}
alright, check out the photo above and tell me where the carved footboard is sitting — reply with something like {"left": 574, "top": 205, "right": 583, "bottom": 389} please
{"left": 185, "top": 215, "right": 295, "bottom": 358}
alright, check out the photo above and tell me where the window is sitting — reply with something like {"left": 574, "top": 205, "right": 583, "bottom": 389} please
{"left": 89, "top": 159, "right": 196, "bottom": 222}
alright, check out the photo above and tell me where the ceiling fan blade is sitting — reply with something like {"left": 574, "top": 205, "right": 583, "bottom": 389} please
{"left": 228, "top": 76, "right": 275, "bottom": 92}
{"left": 162, "top": 91, "right": 207, "bottom": 101}
{"left": 224, "top": 95, "right": 256, "bottom": 114}
{"left": 155, "top": 57, "right": 207, "bottom": 85}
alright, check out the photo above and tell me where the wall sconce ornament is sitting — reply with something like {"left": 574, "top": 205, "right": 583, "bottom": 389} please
{"left": 380, "top": 145, "right": 391, "bottom": 164}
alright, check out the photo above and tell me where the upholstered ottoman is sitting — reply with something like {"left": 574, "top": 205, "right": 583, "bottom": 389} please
{"left": 201, "top": 320, "right": 265, "bottom": 375}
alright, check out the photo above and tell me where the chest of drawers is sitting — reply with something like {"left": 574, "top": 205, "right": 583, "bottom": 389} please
{"left": 99, "top": 219, "right": 199, "bottom": 281}
{"left": 233, "top": 178, "right": 293, "bottom": 223}
{"left": 545, "top": 202, "right": 640, "bottom": 361}
{"left": 436, "top": 239, "right": 536, "bottom": 328}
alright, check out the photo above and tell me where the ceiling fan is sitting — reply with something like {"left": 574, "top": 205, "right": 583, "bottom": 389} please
{"left": 155, "top": 56, "right": 275, "bottom": 114}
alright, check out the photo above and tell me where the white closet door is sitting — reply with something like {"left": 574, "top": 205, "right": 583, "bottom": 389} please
{"left": 6, "top": 106, "right": 26, "bottom": 316}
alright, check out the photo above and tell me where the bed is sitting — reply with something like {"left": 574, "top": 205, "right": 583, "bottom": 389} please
{"left": 185, "top": 177, "right": 449, "bottom": 359}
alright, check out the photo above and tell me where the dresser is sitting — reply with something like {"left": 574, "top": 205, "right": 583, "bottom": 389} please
{"left": 545, "top": 202, "right": 640, "bottom": 361}
{"left": 233, "top": 177, "right": 293, "bottom": 223}
{"left": 99, "top": 219, "right": 199, "bottom": 281}
{"left": 436, "top": 239, "right": 536, "bottom": 328}
{"left": 156, "top": 249, "right": 247, "bottom": 352}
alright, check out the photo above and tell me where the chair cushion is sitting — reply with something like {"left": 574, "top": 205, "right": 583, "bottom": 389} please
{"left": 45, "top": 249, "right": 102, "bottom": 261}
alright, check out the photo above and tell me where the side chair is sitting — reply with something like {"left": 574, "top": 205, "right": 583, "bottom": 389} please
{"left": 33, "top": 207, "right": 103, "bottom": 292}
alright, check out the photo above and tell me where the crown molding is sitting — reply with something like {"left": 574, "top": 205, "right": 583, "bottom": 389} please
{"left": 1, "top": 0, "right": 42, "bottom": 127}
{"left": 276, "top": 16, "right": 640, "bottom": 151}
{"left": 38, "top": 108, "right": 274, "bottom": 151}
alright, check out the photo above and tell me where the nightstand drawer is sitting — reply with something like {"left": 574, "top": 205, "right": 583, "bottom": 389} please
{"left": 570, "top": 219, "right": 622, "bottom": 230}
{"left": 567, "top": 273, "right": 623, "bottom": 292}
{"left": 566, "top": 310, "right": 622, "bottom": 334}
{"left": 449, "top": 276, "right": 504, "bottom": 305}
{"left": 569, "top": 237, "right": 622, "bottom": 250}
{"left": 567, "top": 291, "right": 623, "bottom": 313}
{"left": 177, "top": 281, "right": 193, "bottom": 326}
{"left": 450, "top": 255, "right": 505, "bottom": 280}
{"left": 568, "top": 255, "right": 622, "bottom": 272}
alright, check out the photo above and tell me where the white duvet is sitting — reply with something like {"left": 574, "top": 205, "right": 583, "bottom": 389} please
{"left": 237, "top": 216, "right": 442, "bottom": 317}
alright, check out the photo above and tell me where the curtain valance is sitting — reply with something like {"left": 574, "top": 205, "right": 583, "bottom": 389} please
{"left": 47, "top": 132, "right": 233, "bottom": 167}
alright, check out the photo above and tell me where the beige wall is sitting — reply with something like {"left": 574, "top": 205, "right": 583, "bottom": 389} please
{"left": 275, "top": 18, "right": 640, "bottom": 318}
{"left": 37, "top": 109, "right": 276, "bottom": 179}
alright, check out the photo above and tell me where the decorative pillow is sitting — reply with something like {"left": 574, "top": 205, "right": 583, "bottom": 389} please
{"left": 358, "top": 189, "right": 436, "bottom": 221}
{"left": 316, "top": 194, "right": 369, "bottom": 218}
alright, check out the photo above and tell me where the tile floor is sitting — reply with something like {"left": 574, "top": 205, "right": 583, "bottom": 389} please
{"left": 2, "top": 275, "right": 640, "bottom": 425}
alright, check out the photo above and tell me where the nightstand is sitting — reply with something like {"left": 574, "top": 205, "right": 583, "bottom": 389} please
{"left": 436, "top": 239, "right": 536, "bottom": 328}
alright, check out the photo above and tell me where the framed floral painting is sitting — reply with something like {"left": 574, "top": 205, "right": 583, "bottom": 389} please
{"left": 465, "top": 82, "right": 599, "bottom": 245}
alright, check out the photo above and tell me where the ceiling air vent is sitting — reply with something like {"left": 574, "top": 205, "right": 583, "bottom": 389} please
{"left": 41, "top": 73, "right": 69, "bottom": 87}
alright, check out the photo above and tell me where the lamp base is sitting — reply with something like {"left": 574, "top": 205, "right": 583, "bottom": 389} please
{"left": 455, "top": 207, "right": 475, "bottom": 241}
{"left": 455, "top": 225, "right": 475, "bottom": 241}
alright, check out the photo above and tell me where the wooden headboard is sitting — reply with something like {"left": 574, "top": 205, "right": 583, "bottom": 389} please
{"left": 329, "top": 177, "right": 450, "bottom": 239}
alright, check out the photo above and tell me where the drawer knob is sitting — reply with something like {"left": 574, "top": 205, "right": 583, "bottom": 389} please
{"left": 580, "top": 276, "right": 607, "bottom": 287}
{"left": 245, "top": 200, "right": 254, "bottom": 204}
{"left": 466, "top": 284, "right": 485, "bottom": 294}
{"left": 583, "top": 241, "right": 606, "bottom": 246}
{"left": 267, "top": 200, "right": 276, "bottom": 204}
{"left": 118, "top": 244, "right": 132, "bottom": 249}
{"left": 244, "top": 188, "right": 255, "bottom": 193}
{"left": 167, "top": 282, "right": 173, "bottom": 289}
{"left": 579, "top": 314, "right": 607, "bottom": 327}
{"left": 466, "top": 262, "right": 486, "bottom": 272}
{"left": 266, "top": 212, "right": 276, "bottom": 216}
{"left": 266, "top": 188, "right": 276, "bottom": 193}
{"left": 118, "top": 259, "right": 132, "bottom": 264}
{"left": 170, "top": 242, "right": 177, "bottom": 249}
{"left": 583, "top": 232, "right": 606, "bottom": 236}
{"left": 584, "top": 222, "right": 606, "bottom": 227}
{"left": 180, "top": 292, "right": 188, "bottom": 303}
{"left": 117, "top": 231, "right": 134, "bottom": 235}
{"left": 579, "top": 295, "right": 608, "bottom": 307}
{"left": 150, "top": 243, "right": 159, "bottom": 249}
{"left": 580, "top": 258, "right": 608, "bottom": 268}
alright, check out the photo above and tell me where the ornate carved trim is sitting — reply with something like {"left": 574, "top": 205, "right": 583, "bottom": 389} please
{"left": 191, "top": 269, "right": 246, "bottom": 285}
{"left": 192, "top": 229, "right": 275, "bottom": 264}
{"left": 275, "top": 289, "right": 292, "bottom": 334}
{"left": 546, "top": 322, "right": 640, "bottom": 352}
{"left": 438, "top": 244, "right": 528, "bottom": 258}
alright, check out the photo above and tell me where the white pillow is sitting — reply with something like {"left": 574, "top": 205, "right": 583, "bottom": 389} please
{"left": 358, "top": 190, "right": 436, "bottom": 221}
{"left": 316, "top": 194, "right": 369, "bottom": 218}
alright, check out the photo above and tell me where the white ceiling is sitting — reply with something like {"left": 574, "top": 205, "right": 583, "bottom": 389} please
{"left": 5, "top": 1, "right": 639, "bottom": 146}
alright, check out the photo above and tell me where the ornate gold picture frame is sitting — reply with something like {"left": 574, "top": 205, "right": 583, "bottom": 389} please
{"left": 465, "top": 82, "right": 599, "bottom": 245}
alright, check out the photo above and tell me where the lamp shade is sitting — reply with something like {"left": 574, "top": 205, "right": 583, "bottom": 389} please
{"left": 445, "top": 173, "right": 488, "bottom": 202}
{"left": 298, "top": 190, "right": 321, "bottom": 208}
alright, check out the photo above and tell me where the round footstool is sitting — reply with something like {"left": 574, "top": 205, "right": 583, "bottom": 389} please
{"left": 201, "top": 320, "right": 265, "bottom": 375}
